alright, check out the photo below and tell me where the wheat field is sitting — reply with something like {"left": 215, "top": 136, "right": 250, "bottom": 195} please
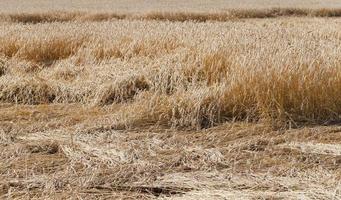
{"left": 0, "top": 1, "right": 341, "bottom": 199}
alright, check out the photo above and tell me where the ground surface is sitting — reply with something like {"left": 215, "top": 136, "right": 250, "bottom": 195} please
{"left": 1, "top": 0, "right": 341, "bottom": 13}
{"left": 0, "top": 1, "right": 341, "bottom": 199}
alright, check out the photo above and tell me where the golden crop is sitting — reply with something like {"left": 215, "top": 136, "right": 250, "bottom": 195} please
{"left": 0, "top": 1, "right": 340, "bottom": 199}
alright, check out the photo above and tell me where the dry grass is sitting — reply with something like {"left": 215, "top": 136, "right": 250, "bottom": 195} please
{"left": 0, "top": 1, "right": 341, "bottom": 199}
{"left": 1, "top": 18, "right": 340, "bottom": 128}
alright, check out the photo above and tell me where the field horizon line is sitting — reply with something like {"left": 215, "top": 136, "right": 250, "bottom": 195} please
{"left": 1, "top": 7, "right": 341, "bottom": 23}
